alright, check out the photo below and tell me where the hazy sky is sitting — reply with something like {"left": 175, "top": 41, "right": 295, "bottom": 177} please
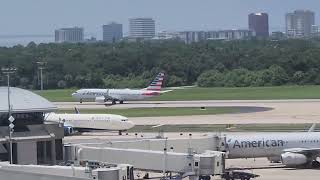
{"left": 1, "top": 0, "right": 320, "bottom": 39}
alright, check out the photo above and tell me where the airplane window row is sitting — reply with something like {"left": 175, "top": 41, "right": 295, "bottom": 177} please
{"left": 69, "top": 119, "right": 111, "bottom": 122}
{"left": 82, "top": 92, "right": 105, "bottom": 96}
{"left": 301, "top": 140, "right": 320, "bottom": 143}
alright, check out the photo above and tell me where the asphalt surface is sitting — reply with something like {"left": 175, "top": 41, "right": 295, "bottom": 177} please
{"left": 55, "top": 100, "right": 320, "bottom": 125}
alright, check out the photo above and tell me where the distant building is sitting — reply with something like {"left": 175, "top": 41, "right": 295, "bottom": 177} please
{"left": 154, "top": 31, "right": 179, "bottom": 40}
{"left": 271, "top": 31, "right": 285, "bottom": 40}
{"left": 102, "top": 22, "right": 123, "bottom": 43}
{"left": 178, "top": 30, "right": 254, "bottom": 44}
{"left": 311, "top": 25, "right": 320, "bottom": 36}
{"left": 207, "top": 30, "right": 254, "bottom": 40}
{"left": 55, "top": 27, "right": 84, "bottom": 43}
{"left": 129, "top": 18, "right": 155, "bottom": 39}
{"left": 178, "top": 31, "right": 206, "bottom": 44}
{"left": 285, "top": 10, "right": 315, "bottom": 38}
{"left": 248, "top": 13, "right": 269, "bottom": 38}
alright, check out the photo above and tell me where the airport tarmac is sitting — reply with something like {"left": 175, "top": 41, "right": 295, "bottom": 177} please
{"left": 226, "top": 158, "right": 320, "bottom": 180}
{"left": 55, "top": 100, "right": 320, "bottom": 125}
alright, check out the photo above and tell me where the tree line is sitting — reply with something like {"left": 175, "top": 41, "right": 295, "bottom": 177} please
{"left": 1, "top": 38, "right": 320, "bottom": 89}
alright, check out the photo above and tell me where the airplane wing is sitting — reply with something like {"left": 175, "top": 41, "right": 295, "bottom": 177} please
{"left": 159, "top": 90, "right": 173, "bottom": 94}
{"left": 308, "top": 123, "right": 317, "bottom": 132}
{"left": 283, "top": 148, "right": 320, "bottom": 156}
{"left": 152, "top": 124, "right": 166, "bottom": 129}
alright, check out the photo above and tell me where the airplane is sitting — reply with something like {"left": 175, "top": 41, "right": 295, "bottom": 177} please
{"left": 71, "top": 72, "right": 171, "bottom": 104}
{"left": 45, "top": 108, "right": 135, "bottom": 135}
{"left": 225, "top": 124, "right": 320, "bottom": 168}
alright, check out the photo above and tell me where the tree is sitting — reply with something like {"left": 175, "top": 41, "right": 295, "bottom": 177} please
{"left": 197, "top": 70, "right": 224, "bottom": 87}
{"left": 268, "top": 65, "right": 288, "bottom": 86}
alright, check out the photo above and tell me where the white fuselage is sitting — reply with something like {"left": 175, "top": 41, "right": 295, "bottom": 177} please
{"left": 46, "top": 113, "right": 135, "bottom": 131}
{"left": 72, "top": 88, "right": 160, "bottom": 102}
{"left": 226, "top": 132, "right": 320, "bottom": 158}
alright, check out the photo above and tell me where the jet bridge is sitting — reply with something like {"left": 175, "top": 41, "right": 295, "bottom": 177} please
{"left": 65, "top": 144, "right": 225, "bottom": 179}
{"left": 67, "top": 133, "right": 227, "bottom": 154}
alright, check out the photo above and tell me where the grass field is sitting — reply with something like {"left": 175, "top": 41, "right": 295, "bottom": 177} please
{"left": 128, "top": 124, "right": 317, "bottom": 132}
{"left": 35, "top": 89, "right": 76, "bottom": 102}
{"left": 58, "top": 107, "right": 239, "bottom": 117}
{"left": 35, "top": 85, "right": 320, "bottom": 102}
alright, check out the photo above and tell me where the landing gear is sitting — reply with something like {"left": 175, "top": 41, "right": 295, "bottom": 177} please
{"left": 119, "top": 130, "right": 122, "bottom": 135}
{"left": 120, "top": 100, "right": 124, "bottom": 104}
{"left": 80, "top": 99, "right": 83, "bottom": 103}
{"left": 112, "top": 100, "right": 116, "bottom": 105}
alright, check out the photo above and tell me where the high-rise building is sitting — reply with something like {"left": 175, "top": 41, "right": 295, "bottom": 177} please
{"left": 248, "top": 13, "right": 269, "bottom": 38}
{"left": 55, "top": 27, "right": 84, "bottom": 43}
{"left": 129, "top": 18, "right": 155, "bottom": 39}
{"left": 102, "top": 22, "right": 123, "bottom": 43}
{"left": 285, "top": 10, "right": 315, "bottom": 38}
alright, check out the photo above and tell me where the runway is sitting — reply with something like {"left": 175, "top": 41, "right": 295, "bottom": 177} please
{"left": 54, "top": 100, "right": 320, "bottom": 125}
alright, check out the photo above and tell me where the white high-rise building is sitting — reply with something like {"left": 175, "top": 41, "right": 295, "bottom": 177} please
{"left": 129, "top": 18, "right": 155, "bottom": 39}
{"left": 103, "top": 22, "right": 123, "bottom": 43}
{"left": 286, "top": 10, "right": 315, "bottom": 38}
{"left": 55, "top": 27, "right": 84, "bottom": 43}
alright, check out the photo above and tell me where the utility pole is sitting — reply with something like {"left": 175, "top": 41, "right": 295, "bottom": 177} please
{"left": 1, "top": 67, "right": 17, "bottom": 164}
{"left": 36, "top": 61, "right": 47, "bottom": 91}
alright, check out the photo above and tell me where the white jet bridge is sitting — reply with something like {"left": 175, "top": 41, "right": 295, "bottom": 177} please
{"left": 65, "top": 134, "right": 227, "bottom": 179}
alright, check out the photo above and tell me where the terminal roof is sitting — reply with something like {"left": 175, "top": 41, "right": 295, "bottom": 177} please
{"left": 0, "top": 87, "right": 57, "bottom": 113}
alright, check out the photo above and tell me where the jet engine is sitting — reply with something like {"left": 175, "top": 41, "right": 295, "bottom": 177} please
{"left": 95, "top": 96, "right": 106, "bottom": 103}
{"left": 281, "top": 152, "right": 307, "bottom": 166}
{"left": 64, "top": 126, "right": 74, "bottom": 136}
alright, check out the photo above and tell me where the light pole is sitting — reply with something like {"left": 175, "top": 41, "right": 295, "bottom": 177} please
{"left": 1, "top": 67, "right": 17, "bottom": 164}
{"left": 36, "top": 61, "right": 47, "bottom": 91}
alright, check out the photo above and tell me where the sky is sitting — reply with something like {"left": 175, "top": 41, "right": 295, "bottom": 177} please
{"left": 0, "top": 0, "right": 320, "bottom": 40}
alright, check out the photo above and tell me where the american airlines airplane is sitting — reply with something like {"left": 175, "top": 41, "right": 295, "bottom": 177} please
{"left": 45, "top": 111, "right": 135, "bottom": 135}
{"left": 226, "top": 129, "right": 320, "bottom": 168}
{"left": 71, "top": 72, "right": 171, "bottom": 104}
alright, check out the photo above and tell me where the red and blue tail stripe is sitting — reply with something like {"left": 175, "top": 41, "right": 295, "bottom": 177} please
{"left": 146, "top": 72, "right": 165, "bottom": 91}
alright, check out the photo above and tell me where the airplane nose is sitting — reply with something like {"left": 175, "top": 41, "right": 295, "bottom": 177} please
{"left": 128, "top": 121, "right": 135, "bottom": 128}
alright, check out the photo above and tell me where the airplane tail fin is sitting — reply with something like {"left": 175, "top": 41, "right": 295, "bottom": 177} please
{"left": 145, "top": 72, "right": 165, "bottom": 91}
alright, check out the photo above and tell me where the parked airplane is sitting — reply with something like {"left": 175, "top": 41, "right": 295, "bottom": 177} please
{"left": 226, "top": 126, "right": 320, "bottom": 168}
{"left": 71, "top": 72, "right": 171, "bottom": 104}
{"left": 45, "top": 109, "right": 134, "bottom": 135}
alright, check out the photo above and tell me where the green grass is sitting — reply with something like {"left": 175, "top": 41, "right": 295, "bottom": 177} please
{"left": 35, "top": 89, "right": 76, "bottom": 102}
{"left": 128, "top": 124, "right": 318, "bottom": 133}
{"left": 152, "top": 85, "right": 320, "bottom": 101}
{"left": 35, "top": 85, "right": 320, "bottom": 102}
{"left": 58, "top": 107, "right": 239, "bottom": 117}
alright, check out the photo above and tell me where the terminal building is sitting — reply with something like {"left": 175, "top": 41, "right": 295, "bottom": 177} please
{"left": 0, "top": 87, "right": 64, "bottom": 165}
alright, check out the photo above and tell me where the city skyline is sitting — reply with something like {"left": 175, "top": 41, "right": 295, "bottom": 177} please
{"left": 1, "top": 0, "right": 320, "bottom": 37}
